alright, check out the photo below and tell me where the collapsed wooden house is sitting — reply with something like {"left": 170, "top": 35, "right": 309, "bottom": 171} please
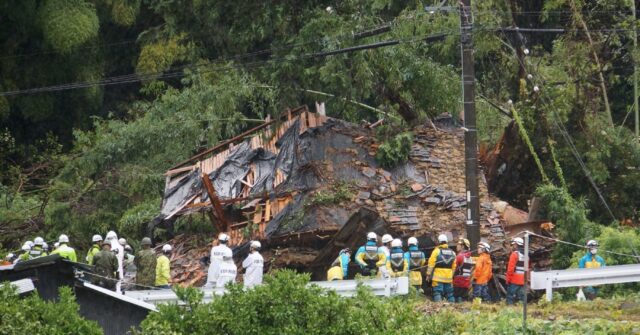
{"left": 156, "top": 105, "right": 552, "bottom": 285}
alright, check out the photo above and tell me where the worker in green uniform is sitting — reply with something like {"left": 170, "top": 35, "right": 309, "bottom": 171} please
{"left": 92, "top": 241, "right": 119, "bottom": 290}
{"left": 134, "top": 237, "right": 156, "bottom": 289}
{"left": 86, "top": 234, "right": 102, "bottom": 265}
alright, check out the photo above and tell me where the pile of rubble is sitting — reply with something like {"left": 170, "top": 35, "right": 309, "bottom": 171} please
{"left": 154, "top": 105, "right": 555, "bottom": 286}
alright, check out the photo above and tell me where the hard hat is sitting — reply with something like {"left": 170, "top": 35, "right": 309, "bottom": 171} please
{"left": 6, "top": 253, "right": 14, "bottom": 260}
{"left": 26, "top": 241, "right": 34, "bottom": 248}
{"left": 586, "top": 240, "right": 599, "bottom": 248}
{"left": 478, "top": 242, "right": 491, "bottom": 252}
{"left": 42, "top": 242, "right": 49, "bottom": 250}
{"left": 381, "top": 234, "right": 393, "bottom": 244}
{"left": 511, "top": 237, "right": 524, "bottom": 246}
{"left": 119, "top": 238, "right": 127, "bottom": 246}
{"left": 58, "top": 234, "right": 69, "bottom": 243}
{"left": 92, "top": 234, "right": 103, "bottom": 242}
{"left": 391, "top": 239, "right": 402, "bottom": 248}
{"left": 408, "top": 237, "right": 418, "bottom": 246}
{"left": 124, "top": 245, "right": 133, "bottom": 252}
{"left": 106, "top": 231, "right": 117, "bottom": 240}
{"left": 141, "top": 237, "right": 152, "bottom": 245}
{"left": 162, "top": 244, "right": 172, "bottom": 252}
{"left": 250, "top": 241, "right": 261, "bottom": 249}
{"left": 218, "top": 233, "right": 229, "bottom": 242}
{"left": 366, "top": 232, "right": 377, "bottom": 241}
{"left": 458, "top": 238, "right": 470, "bottom": 249}
{"left": 438, "top": 234, "right": 448, "bottom": 243}
{"left": 21, "top": 244, "right": 31, "bottom": 252}
{"left": 34, "top": 237, "right": 44, "bottom": 246}
{"left": 54, "top": 242, "right": 60, "bottom": 248}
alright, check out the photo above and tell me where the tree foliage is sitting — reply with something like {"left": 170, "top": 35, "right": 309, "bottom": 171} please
{"left": 0, "top": 285, "right": 102, "bottom": 335}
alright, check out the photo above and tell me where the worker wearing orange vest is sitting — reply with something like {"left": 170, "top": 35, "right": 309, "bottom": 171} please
{"left": 506, "top": 237, "right": 525, "bottom": 305}
{"left": 473, "top": 242, "right": 493, "bottom": 302}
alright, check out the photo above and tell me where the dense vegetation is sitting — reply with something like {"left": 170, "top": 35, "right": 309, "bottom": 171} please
{"left": 0, "top": 285, "right": 102, "bottom": 335}
{"left": 0, "top": 0, "right": 639, "bottom": 267}
{"left": 136, "top": 270, "right": 640, "bottom": 334}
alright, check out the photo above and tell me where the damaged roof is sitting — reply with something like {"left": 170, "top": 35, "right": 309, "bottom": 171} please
{"left": 157, "top": 105, "right": 551, "bottom": 284}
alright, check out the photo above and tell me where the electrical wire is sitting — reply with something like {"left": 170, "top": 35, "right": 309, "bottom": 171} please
{"left": 526, "top": 231, "right": 640, "bottom": 260}
{"left": 0, "top": 30, "right": 457, "bottom": 97}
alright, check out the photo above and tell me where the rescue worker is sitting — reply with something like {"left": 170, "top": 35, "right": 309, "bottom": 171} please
{"left": 206, "top": 233, "right": 232, "bottom": 287}
{"left": 242, "top": 241, "right": 264, "bottom": 288}
{"left": 122, "top": 245, "right": 137, "bottom": 289}
{"left": 118, "top": 238, "right": 127, "bottom": 249}
{"left": 50, "top": 234, "right": 77, "bottom": 262}
{"left": 355, "top": 232, "right": 386, "bottom": 276}
{"left": 453, "top": 238, "right": 474, "bottom": 302}
{"left": 404, "top": 237, "right": 426, "bottom": 290}
{"left": 92, "top": 241, "right": 119, "bottom": 290}
{"left": 15, "top": 244, "right": 31, "bottom": 263}
{"left": 378, "top": 234, "right": 393, "bottom": 278}
{"left": 327, "top": 248, "right": 351, "bottom": 281}
{"left": 105, "top": 231, "right": 124, "bottom": 293}
{"left": 20, "top": 237, "right": 48, "bottom": 261}
{"left": 86, "top": 234, "right": 102, "bottom": 265}
{"left": 53, "top": 242, "right": 60, "bottom": 251}
{"left": 216, "top": 248, "right": 237, "bottom": 288}
{"left": 473, "top": 242, "right": 493, "bottom": 302}
{"left": 42, "top": 242, "right": 49, "bottom": 254}
{"left": 134, "top": 237, "right": 157, "bottom": 289}
{"left": 156, "top": 244, "right": 172, "bottom": 289}
{"left": 386, "top": 239, "right": 408, "bottom": 277}
{"left": 426, "top": 234, "right": 457, "bottom": 302}
{"left": 2, "top": 253, "right": 15, "bottom": 266}
{"left": 506, "top": 237, "right": 526, "bottom": 305}
{"left": 578, "top": 240, "right": 605, "bottom": 300}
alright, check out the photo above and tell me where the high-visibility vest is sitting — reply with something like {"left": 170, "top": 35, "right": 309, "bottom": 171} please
{"left": 408, "top": 251, "right": 424, "bottom": 271}
{"left": 389, "top": 250, "right": 405, "bottom": 272}
{"left": 435, "top": 248, "right": 456, "bottom": 269}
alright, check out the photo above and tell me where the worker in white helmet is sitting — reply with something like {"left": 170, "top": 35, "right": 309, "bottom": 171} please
{"left": 105, "top": 231, "right": 124, "bottom": 293}
{"left": 242, "top": 241, "right": 264, "bottom": 288}
{"left": 355, "top": 232, "right": 386, "bottom": 276}
{"left": 2, "top": 253, "right": 15, "bottom": 266}
{"left": 404, "top": 237, "right": 426, "bottom": 290}
{"left": 386, "top": 239, "right": 408, "bottom": 278}
{"left": 155, "top": 244, "right": 172, "bottom": 289}
{"left": 216, "top": 248, "right": 237, "bottom": 288}
{"left": 86, "top": 234, "right": 103, "bottom": 265}
{"left": 16, "top": 244, "right": 32, "bottom": 263}
{"left": 378, "top": 234, "right": 393, "bottom": 278}
{"left": 426, "top": 234, "right": 456, "bottom": 302}
{"left": 206, "top": 233, "right": 232, "bottom": 287}
{"left": 50, "top": 234, "right": 77, "bottom": 262}
{"left": 22, "top": 237, "right": 47, "bottom": 260}
{"left": 578, "top": 240, "right": 605, "bottom": 300}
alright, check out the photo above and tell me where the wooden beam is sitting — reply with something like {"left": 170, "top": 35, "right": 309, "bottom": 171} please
{"left": 164, "top": 165, "right": 196, "bottom": 176}
{"left": 169, "top": 105, "right": 308, "bottom": 170}
{"left": 201, "top": 173, "right": 228, "bottom": 232}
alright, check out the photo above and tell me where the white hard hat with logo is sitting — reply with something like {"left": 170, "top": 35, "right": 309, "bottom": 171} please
{"left": 250, "top": 241, "right": 261, "bottom": 249}
{"left": 34, "top": 237, "right": 44, "bottom": 246}
{"left": 382, "top": 234, "right": 393, "bottom": 244}
{"left": 366, "top": 232, "right": 377, "bottom": 241}
{"left": 162, "top": 244, "right": 172, "bottom": 252}
{"left": 92, "top": 234, "right": 103, "bottom": 242}
{"left": 218, "top": 233, "right": 230, "bottom": 242}
{"left": 391, "top": 239, "right": 402, "bottom": 248}
{"left": 408, "top": 237, "right": 418, "bottom": 246}
{"left": 438, "top": 234, "right": 448, "bottom": 243}
{"left": 58, "top": 234, "right": 69, "bottom": 243}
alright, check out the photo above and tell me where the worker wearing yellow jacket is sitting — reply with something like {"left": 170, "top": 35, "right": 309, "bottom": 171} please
{"left": 51, "top": 234, "right": 77, "bottom": 262}
{"left": 155, "top": 244, "right": 172, "bottom": 288}
{"left": 426, "top": 234, "right": 457, "bottom": 302}
{"left": 355, "top": 232, "right": 387, "bottom": 276}
{"left": 404, "top": 237, "right": 426, "bottom": 289}
{"left": 386, "top": 239, "right": 408, "bottom": 277}
{"left": 327, "top": 248, "right": 351, "bottom": 280}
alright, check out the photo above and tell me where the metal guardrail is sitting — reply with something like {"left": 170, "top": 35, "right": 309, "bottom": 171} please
{"left": 2, "top": 278, "right": 35, "bottom": 295}
{"left": 531, "top": 264, "right": 640, "bottom": 301}
{"left": 123, "top": 277, "right": 410, "bottom": 307}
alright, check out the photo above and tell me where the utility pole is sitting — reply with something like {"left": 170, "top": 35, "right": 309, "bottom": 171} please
{"left": 460, "top": 0, "right": 480, "bottom": 248}
{"left": 633, "top": 0, "right": 639, "bottom": 142}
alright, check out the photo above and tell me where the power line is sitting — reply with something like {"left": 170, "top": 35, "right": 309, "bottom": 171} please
{"left": 0, "top": 31, "right": 456, "bottom": 97}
